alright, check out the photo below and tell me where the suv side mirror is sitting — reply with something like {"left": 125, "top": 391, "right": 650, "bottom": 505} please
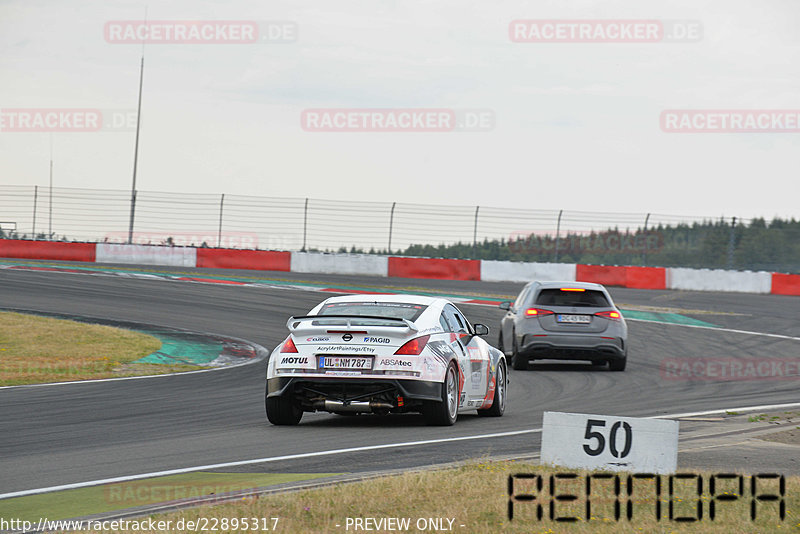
{"left": 498, "top": 301, "right": 511, "bottom": 311}
{"left": 473, "top": 324, "right": 489, "bottom": 336}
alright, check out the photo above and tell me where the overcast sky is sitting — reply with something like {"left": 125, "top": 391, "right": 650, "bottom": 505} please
{"left": 1, "top": 0, "right": 799, "bottom": 220}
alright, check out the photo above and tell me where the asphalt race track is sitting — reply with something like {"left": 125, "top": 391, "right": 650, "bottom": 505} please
{"left": 1, "top": 265, "right": 799, "bottom": 496}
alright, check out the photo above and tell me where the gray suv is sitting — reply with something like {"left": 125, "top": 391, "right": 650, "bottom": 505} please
{"left": 498, "top": 281, "right": 628, "bottom": 371}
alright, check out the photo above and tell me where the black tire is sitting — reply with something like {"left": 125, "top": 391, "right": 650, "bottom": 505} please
{"left": 266, "top": 392, "right": 303, "bottom": 425}
{"left": 424, "top": 362, "right": 459, "bottom": 426}
{"left": 510, "top": 335, "right": 528, "bottom": 371}
{"left": 477, "top": 361, "right": 506, "bottom": 417}
{"left": 609, "top": 358, "right": 626, "bottom": 372}
{"left": 497, "top": 332, "right": 505, "bottom": 354}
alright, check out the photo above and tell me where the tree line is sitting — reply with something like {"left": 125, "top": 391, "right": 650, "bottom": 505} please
{"left": 337, "top": 218, "right": 800, "bottom": 274}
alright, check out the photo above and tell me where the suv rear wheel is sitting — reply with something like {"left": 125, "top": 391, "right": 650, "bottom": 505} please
{"left": 510, "top": 335, "right": 528, "bottom": 371}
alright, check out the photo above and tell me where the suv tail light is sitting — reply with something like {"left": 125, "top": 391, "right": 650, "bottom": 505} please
{"left": 280, "top": 336, "right": 298, "bottom": 353}
{"left": 394, "top": 335, "right": 430, "bottom": 355}
{"left": 525, "top": 308, "right": 554, "bottom": 317}
{"left": 595, "top": 310, "right": 621, "bottom": 321}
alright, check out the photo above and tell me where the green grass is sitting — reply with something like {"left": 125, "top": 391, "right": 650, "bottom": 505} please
{"left": 51, "top": 460, "right": 797, "bottom": 533}
{"left": 0, "top": 312, "right": 165, "bottom": 385}
{"left": 0, "top": 472, "right": 339, "bottom": 522}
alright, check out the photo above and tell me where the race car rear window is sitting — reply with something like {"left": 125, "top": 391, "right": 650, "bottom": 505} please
{"left": 534, "top": 289, "right": 610, "bottom": 307}
{"left": 318, "top": 302, "right": 427, "bottom": 322}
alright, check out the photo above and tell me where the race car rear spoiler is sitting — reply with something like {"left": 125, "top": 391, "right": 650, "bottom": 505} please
{"left": 286, "top": 315, "right": 419, "bottom": 333}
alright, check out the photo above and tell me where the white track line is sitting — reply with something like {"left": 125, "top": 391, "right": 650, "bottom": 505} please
{"left": 625, "top": 317, "right": 800, "bottom": 342}
{"left": 0, "top": 428, "right": 540, "bottom": 500}
{"left": 6, "top": 400, "right": 800, "bottom": 501}
{"left": 649, "top": 402, "right": 800, "bottom": 420}
{"left": 0, "top": 350, "right": 266, "bottom": 391}
{"left": 0, "top": 357, "right": 264, "bottom": 391}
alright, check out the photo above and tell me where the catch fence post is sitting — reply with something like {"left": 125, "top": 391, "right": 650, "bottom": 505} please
{"left": 643, "top": 212, "right": 651, "bottom": 266}
{"left": 217, "top": 193, "right": 225, "bottom": 248}
{"left": 301, "top": 197, "right": 309, "bottom": 252}
{"left": 473, "top": 205, "right": 480, "bottom": 258}
{"left": 32, "top": 185, "right": 38, "bottom": 237}
{"left": 554, "top": 209, "right": 563, "bottom": 262}
{"left": 388, "top": 202, "right": 396, "bottom": 253}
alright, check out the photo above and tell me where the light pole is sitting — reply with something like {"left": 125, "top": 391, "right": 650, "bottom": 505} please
{"left": 49, "top": 134, "right": 53, "bottom": 238}
{"left": 127, "top": 52, "right": 144, "bottom": 244}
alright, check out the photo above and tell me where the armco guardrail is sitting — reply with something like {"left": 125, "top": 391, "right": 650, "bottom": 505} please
{"left": 1, "top": 239, "right": 799, "bottom": 296}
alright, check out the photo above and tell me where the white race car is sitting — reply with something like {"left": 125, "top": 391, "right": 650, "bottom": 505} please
{"left": 266, "top": 294, "right": 507, "bottom": 425}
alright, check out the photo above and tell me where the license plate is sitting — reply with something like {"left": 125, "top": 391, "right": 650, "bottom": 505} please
{"left": 319, "top": 356, "right": 373, "bottom": 370}
{"left": 557, "top": 314, "right": 591, "bottom": 324}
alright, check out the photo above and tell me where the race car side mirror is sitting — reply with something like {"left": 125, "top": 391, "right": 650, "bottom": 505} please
{"left": 473, "top": 324, "right": 489, "bottom": 336}
{"left": 498, "top": 301, "right": 511, "bottom": 311}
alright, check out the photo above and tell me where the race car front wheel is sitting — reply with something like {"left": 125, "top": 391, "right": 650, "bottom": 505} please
{"left": 424, "top": 362, "right": 458, "bottom": 426}
{"left": 266, "top": 390, "right": 303, "bottom": 425}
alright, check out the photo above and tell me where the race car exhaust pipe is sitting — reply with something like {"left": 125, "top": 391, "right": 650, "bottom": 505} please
{"left": 314, "top": 400, "right": 394, "bottom": 413}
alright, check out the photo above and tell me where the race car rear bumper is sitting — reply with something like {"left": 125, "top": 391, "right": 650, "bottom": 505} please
{"left": 267, "top": 376, "right": 442, "bottom": 403}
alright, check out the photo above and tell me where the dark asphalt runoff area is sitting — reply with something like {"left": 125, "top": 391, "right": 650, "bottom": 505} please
{"left": 0, "top": 263, "right": 799, "bottom": 496}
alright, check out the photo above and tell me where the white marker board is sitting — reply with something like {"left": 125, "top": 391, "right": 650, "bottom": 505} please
{"left": 541, "top": 411, "right": 679, "bottom": 474}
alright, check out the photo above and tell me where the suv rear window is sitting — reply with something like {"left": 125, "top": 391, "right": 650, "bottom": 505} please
{"left": 534, "top": 289, "right": 610, "bottom": 307}
{"left": 319, "top": 301, "right": 427, "bottom": 322}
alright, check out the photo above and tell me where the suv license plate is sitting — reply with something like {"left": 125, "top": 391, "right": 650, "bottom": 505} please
{"left": 557, "top": 314, "right": 591, "bottom": 324}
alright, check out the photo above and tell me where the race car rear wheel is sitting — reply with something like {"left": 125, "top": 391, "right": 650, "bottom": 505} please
{"left": 477, "top": 361, "right": 506, "bottom": 417}
{"left": 266, "top": 391, "right": 303, "bottom": 425}
{"left": 424, "top": 362, "right": 458, "bottom": 426}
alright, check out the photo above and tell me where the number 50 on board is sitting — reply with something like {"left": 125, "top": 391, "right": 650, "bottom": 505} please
{"left": 540, "top": 411, "right": 679, "bottom": 474}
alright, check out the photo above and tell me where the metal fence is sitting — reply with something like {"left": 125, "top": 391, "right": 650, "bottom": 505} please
{"left": 0, "top": 184, "right": 712, "bottom": 249}
{"left": 1, "top": 184, "right": 796, "bottom": 273}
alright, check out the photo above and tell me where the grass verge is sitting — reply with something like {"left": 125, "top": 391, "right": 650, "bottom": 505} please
{"left": 0, "top": 311, "right": 182, "bottom": 386}
{"left": 57, "top": 460, "right": 799, "bottom": 533}
{"left": 0, "top": 472, "right": 340, "bottom": 523}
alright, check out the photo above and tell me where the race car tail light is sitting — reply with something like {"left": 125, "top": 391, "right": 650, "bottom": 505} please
{"left": 280, "top": 336, "right": 299, "bottom": 353}
{"left": 525, "top": 308, "right": 554, "bottom": 317}
{"left": 394, "top": 335, "right": 431, "bottom": 355}
{"left": 560, "top": 288, "right": 586, "bottom": 292}
{"left": 595, "top": 310, "right": 621, "bottom": 321}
